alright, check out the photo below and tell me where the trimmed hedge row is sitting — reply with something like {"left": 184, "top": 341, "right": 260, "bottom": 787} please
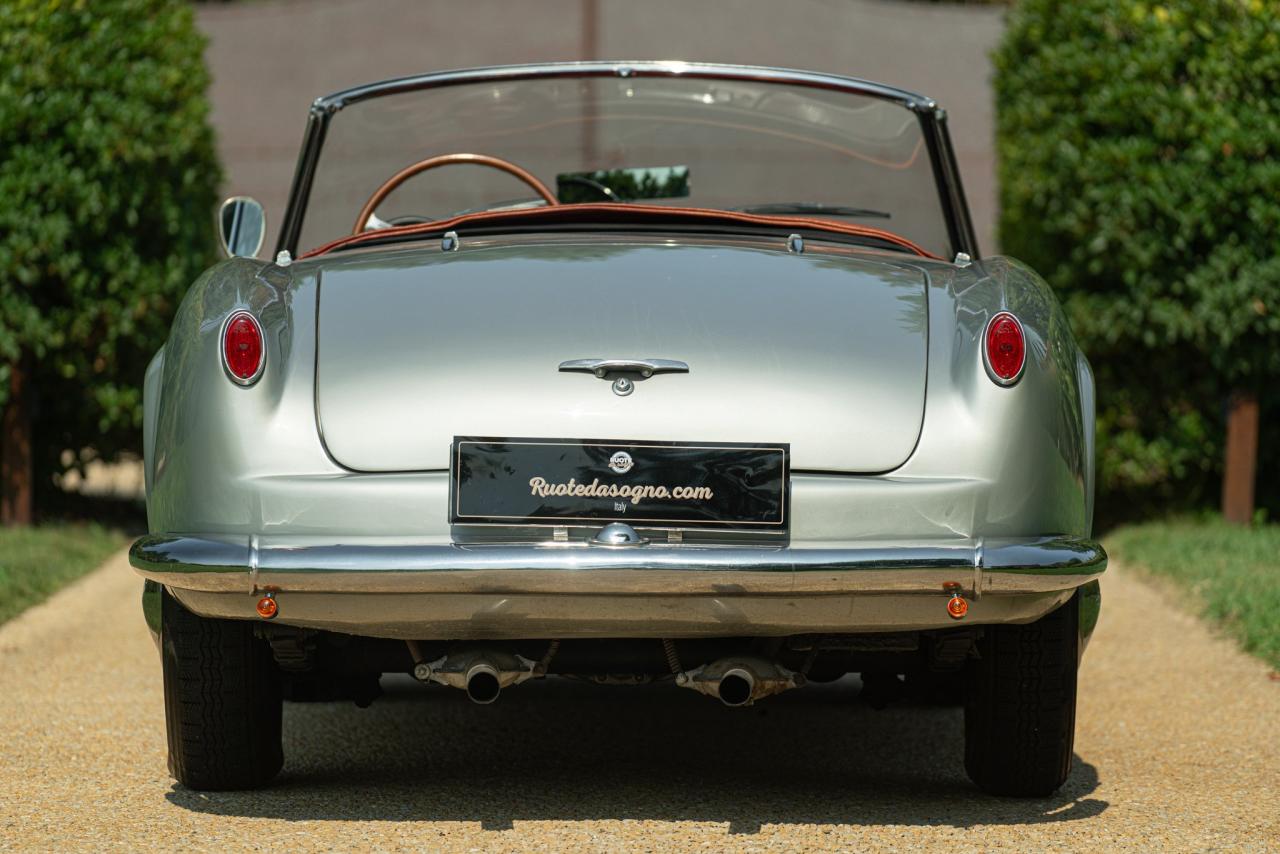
{"left": 994, "top": 0, "right": 1280, "bottom": 519}
{"left": 0, "top": 0, "right": 221, "bottom": 505}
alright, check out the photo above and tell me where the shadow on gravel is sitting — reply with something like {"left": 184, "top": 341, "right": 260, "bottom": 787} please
{"left": 167, "top": 675, "right": 1107, "bottom": 832}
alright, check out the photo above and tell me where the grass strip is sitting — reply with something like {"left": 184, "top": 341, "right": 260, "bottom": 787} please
{"left": 0, "top": 524, "right": 127, "bottom": 624}
{"left": 1106, "top": 516, "right": 1280, "bottom": 671}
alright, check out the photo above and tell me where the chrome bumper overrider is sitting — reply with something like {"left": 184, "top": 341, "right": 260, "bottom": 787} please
{"left": 131, "top": 534, "right": 1104, "bottom": 639}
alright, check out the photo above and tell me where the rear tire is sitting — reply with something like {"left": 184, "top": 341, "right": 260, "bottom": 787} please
{"left": 964, "top": 593, "right": 1078, "bottom": 797}
{"left": 161, "top": 590, "right": 283, "bottom": 790}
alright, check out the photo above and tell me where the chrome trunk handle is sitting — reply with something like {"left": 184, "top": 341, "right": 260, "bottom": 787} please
{"left": 558, "top": 358, "right": 690, "bottom": 379}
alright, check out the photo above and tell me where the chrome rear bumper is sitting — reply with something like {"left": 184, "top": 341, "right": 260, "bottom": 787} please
{"left": 131, "top": 534, "right": 1104, "bottom": 639}
{"left": 131, "top": 534, "right": 1105, "bottom": 595}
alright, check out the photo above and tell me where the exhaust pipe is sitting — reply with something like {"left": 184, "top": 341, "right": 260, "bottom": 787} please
{"left": 465, "top": 663, "right": 503, "bottom": 705}
{"left": 676, "top": 656, "right": 801, "bottom": 706}
{"left": 717, "top": 668, "right": 756, "bottom": 707}
{"left": 410, "top": 647, "right": 540, "bottom": 703}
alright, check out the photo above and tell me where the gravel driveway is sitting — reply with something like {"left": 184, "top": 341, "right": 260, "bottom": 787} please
{"left": 1, "top": 553, "right": 1276, "bottom": 851}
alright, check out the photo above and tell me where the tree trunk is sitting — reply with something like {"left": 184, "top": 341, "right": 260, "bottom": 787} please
{"left": 1, "top": 362, "right": 33, "bottom": 526}
{"left": 1222, "top": 391, "right": 1259, "bottom": 525}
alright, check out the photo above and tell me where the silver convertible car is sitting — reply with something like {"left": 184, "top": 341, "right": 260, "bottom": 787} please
{"left": 131, "top": 62, "right": 1105, "bottom": 795}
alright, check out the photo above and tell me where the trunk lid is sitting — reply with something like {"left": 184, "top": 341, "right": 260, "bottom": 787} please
{"left": 314, "top": 240, "right": 928, "bottom": 473}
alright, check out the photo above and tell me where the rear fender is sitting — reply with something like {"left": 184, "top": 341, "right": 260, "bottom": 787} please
{"left": 147, "top": 257, "right": 334, "bottom": 533}
{"left": 896, "top": 256, "right": 1094, "bottom": 538}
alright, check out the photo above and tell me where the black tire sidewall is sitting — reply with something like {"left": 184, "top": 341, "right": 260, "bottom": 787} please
{"left": 964, "top": 592, "right": 1079, "bottom": 797}
{"left": 161, "top": 590, "right": 283, "bottom": 790}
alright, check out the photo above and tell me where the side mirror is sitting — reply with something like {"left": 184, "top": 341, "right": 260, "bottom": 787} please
{"left": 218, "top": 196, "right": 266, "bottom": 258}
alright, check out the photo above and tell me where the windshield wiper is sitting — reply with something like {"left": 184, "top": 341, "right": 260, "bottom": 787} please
{"left": 733, "top": 202, "right": 891, "bottom": 219}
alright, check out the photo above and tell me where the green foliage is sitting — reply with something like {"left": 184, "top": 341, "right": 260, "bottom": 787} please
{"left": 557, "top": 166, "right": 691, "bottom": 204}
{"left": 1107, "top": 516, "right": 1280, "bottom": 670}
{"left": 994, "top": 0, "right": 1280, "bottom": 518}
{"left": 0, "top": 0, "right": 220, "bottom": 493}
{"left": 0, "top": 522, "right": 125, "bottom": 624}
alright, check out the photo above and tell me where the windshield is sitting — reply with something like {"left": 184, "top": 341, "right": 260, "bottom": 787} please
{"left": 294, "top": 67, "right": 955, "bottom": 257}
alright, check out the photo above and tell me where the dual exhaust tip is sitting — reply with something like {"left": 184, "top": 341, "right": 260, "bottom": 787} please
{"left": 715, "top": 668, "right": 757, "bottom": 707}
{"left": 463, "top": 663, "right": 502, "bottom": 705}
{"left": 411, "top": 649, "right": 539, "bottom": 704}
{"left": 461, "top": 661, "right": 764, "bottom": 707}
{"left": 410, "top": 647, "right": 798, "bottom": 708}
{"left": 676, "top": 657, "right": 801, "bottom": 706}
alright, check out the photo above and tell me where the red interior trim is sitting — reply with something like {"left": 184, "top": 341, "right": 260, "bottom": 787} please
{"left": 299, "top": 203, "right": 940, "bottom": 260}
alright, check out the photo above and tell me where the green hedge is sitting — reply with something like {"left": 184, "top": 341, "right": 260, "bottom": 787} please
{"left": 0, "top": 0, "right": 221, "bottom": 504}
{"left": 994, "top": 0, "right": 1280, "bottom": 520}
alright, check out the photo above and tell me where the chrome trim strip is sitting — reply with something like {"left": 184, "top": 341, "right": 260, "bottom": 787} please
{"left": 132, "top": 534, "right": 1105, "bottom": 597}
{"left": 312, "top": 61, "right": 936, "bottom": 114}
{"left": 248, "top": 533, "right": 260, "bottom": 588}
{"left": 972, "top": 535, "right": 984, "bottom": 599}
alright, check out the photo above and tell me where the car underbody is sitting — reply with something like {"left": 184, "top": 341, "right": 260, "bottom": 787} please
{"left": 257, "top": 628, "right": 985, "bottom": 709}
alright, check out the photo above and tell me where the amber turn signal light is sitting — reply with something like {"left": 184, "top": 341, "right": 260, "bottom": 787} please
{"left": 256, "top": 592, "right": 278, "bottom": 620}
{"left": 946, "top": 592, "right": 969, "bottom": 620}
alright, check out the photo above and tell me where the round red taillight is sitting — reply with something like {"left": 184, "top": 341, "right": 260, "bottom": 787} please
{"left": 223, "top": 311, "right": 264, "bottom": 384}
{"left": 984, "top": 311, "right": 1025, "bottom": 384}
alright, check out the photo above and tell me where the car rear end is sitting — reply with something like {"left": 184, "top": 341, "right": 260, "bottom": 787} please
{"left": 137, "top": 235, "right": 1102, "bottom": 637}
{"left": 136, "top": 235, "right": 1102, "bottom": 793}
{"left": 134, "top": 63, "right": 1102, "bottom": 796}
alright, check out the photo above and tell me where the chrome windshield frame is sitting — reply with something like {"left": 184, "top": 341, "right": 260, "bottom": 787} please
{"left": 275, "top": 61, "right": 979, "bottom": 260}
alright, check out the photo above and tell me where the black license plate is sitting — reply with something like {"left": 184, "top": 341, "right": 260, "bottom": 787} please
{"left": 450, "top": 437, "right": 789, "bottom": 530}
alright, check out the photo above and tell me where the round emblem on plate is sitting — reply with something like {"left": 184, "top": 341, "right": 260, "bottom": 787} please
{"left": 609, "top": 451, "right": 634, "bottom": 474}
